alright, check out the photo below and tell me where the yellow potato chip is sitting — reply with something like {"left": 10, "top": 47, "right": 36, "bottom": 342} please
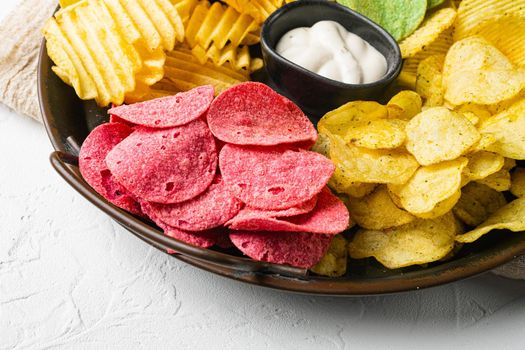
{"left": 311, "top": 132, "right": 330, "bottom": 158}
{"left": 453, "top": 182, "right": 507, "bottom": 227}
{"left": 456, "top": 197, "right": 525, "bottom": 243}
{"left": 416, "top": 54, "right": 445, "bottom": 107}
{"left": 349, "top": 212, "right": 459, "bottom": 269}
{"left": 172, "top": 0, "right": 199, "bottom": 25}
{"left": 478, "top": 99, "right": 525, "bottom": 160}
{"left": 310, "top": 235, "right": 348, "bottom": 277}
{"left": 329, "top": 135, "right": 419, "bottom": 185}
{"left": 329, "top": 166, "right": 378, "bottom": 198}
{"left": 511, "top": 168, "right": 525, "bottom": 198}
{"left": 443, "top": 37, "right": 525, "bottom": 106}
{"left": 453, "top": 0, "right": 525, "bottom": 41}
{"left": 395, "top": 70, "right": 417, "bottom": 90}
{"left": 405, "top": 107, "right": 480, "bottom": 165}
{"left": 386, "top": 91, "right": 422, "bottom": 120}
{"left": 456, "top": 104, "right": 491, "bottom": 126}
{"left": 415, "top": 189, "right": 461, "bottom": 219}
{"left": 318, "top": 101, "right": 388, "bottom": 136}
{"left": 221, "top": 0, "right": 284, "bottom": 23}
{"left": 503, "top": 158, "right": 517, "bottom": 171}
{"left": 476, "top": 168, "right": 511, "bottom": 192}
{"left": 469, "top": 133, "right": 497, "bottom": 153}
{"left": 463, "top": 151, "right": 504, "bottom": 182}
{"left": 343, "top": 119, "right": 407, "bottom": 149}
{"left": 388, "top": 158, "right": 468, "bottom": 215}
{"left": 399, "top": 7, "right": 456, "bottom": 58}
{"left": 345, "top": 186, "right": 415, "bottom": 230}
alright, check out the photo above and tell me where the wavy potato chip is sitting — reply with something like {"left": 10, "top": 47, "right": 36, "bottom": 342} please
{"left": 343, "top": 119, "right": 407, "bottom": 149}
{"left": 469, "top": 133, "right": 497, "bottom": 153}
{"left": 456, "top": 197, "right": 525, "bottom": 243}
{"left": 511, "top": 168, "right": 525, "bottom": 198}
{"left": 388, "top": 158, "right": 468, "bottom": 215}
{"left": 416, "top": 55, "right": 445, "bottom": 107}
{"left": 406, "top": 107, "right": 480, "bottom": 165}
{"left": 310, "top": 235, "right": 348, "bottom": 277}
{"left": 443, "top": 37, "right": 525, "bottom": 106}
{"left": 399, "top": 7, "right": 456, "bottom": 58}
{"left": 453, "top": 182, "right": 507, "bottom": 227}
{"left": 387, "top": 90, "right": 422, "bottom": 120}
{"left": 349, "top": 213, "right": 459, "bottom": 269}
{"left": 221, "top": 0, "right": 286, "bottom": 23}
{"left": 479, "top": 99, "right": 525, "bottom": 160}
{"left": 329, "top": 135, "right": 419, "bottom": 185}
{"left": 345, "top": 186, "right": 415, "bottom": 230}
{"left": 456, "top": 104, "right": 491, "bottom": 125}
{"left": 476, "top": 168, "right": 511, "bottom": 192}
{"left": 415, "top": 189, "right": 461, "bottom": 219}
{"left": 329, "top": 165, "right": 378, "bottom": 198}
{"left": 463, "top": 151, "right": 504, "bottom": 182}
{"left": 337, "top": 0, "right": 428, "bottom": 41}
{"left": 318, "top": 101, "right": 388, "bottom": 136}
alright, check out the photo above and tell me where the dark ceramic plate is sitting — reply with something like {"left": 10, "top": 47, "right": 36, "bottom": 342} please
{"left": 38, "top": 32, "right": 525, "bottom": 297}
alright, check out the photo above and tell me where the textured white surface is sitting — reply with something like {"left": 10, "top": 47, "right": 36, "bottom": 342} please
{"left": 2, "top": 2, "right": 525, "bottom": 348}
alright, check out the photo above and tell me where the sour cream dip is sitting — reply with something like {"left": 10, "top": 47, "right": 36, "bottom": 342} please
{"left": 275, "top": 20, "right": 388, "bottom": 84}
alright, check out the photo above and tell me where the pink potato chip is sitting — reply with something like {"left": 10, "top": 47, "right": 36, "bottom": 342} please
{"left": 78, "top": 122, "right": 142, "bottom": 215}
{"left": 229, "top": 230, "right": 333, "bottom": 268}
{"left": 227, "top": 188, "right": 349, "bottom": 234}
{"left": 206, "top": 82, "right": 317, "bottom": 146}
{"left": 106, "top": 119, "right": 217, "bottom": 204}
{"left": 109, "top": 113, "right": 135, "bottom": 128}
{"left": 219, "top": 144, "right": 335, "bottom": 210}
{"left": 108, "top": 85, "right": 214, "bottom": 128}
{"left": 145, "top": 175, "right": 243, "bottom": 231}
{"left": 236, "top": 195, "right": 318, "bottom": 221}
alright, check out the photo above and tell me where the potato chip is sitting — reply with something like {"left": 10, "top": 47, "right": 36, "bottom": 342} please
{"left": 478, "top": 99, "right": 525, "bottom": 160}
{"left": 456, "top": 197, "right": 525, "bottom": 243}
{"left": 318, "top": 101, "right": 388, "bottom": 136}
{"left": 311, "top": 133, "right": 331, "bottom": 158}
{"left": 463, "top": 151, "right": 504, "bottom": 182}
{"left": 387, "top": 91, "right": 422, "bottom": 120}
{"left": 453, "top": 182, "right": 507, "bottom": 227}
{"left": 443, "top": 37, "right": 525, "bottom": 106}
{"left": 405, "top": 107, "right": 480, "bottom": 165}
{"left": 329, "top": 135, "right": 419, "bottom": 185}
{"left": 453, "top": 0, "right": 525, "bottom": 41}
{"left": 337, "top": 0, "right": 428, "bottom": 41}
{"left": 329, "top": 165, "right": 378, "bottom": 198}
{"left": 343, "top": 119, "right": 407, "bottom": 149}
{"left": 399, "top": 7, "right": 456, "bottom": 58}
{"left": 310, "top": 235, "right": 348, "bottom": 277}
{"left": 416, "top": 54, "right": 445, "bottom": 107}
{"left": 415, "top": 189, "right": 461, "bottom": 219}
{"left": 221, "top": 0, "right": 285, "bottom": 23}
{"left": 469, "top": 133, "right": 497, "bottom": 153}
{"left": 476, "top": 168, "right": 511, "bottom": 192}
{"left": 192, "top": 43, "right": 262, "bottom": 73}
{"left": 456, "top": 104, "right": 491, "bottom": 126}
{"left": 428, "top": 0, "right": 446, "bottom": 9}
{"left": 349, "top": 212, "right": 459, "bottom": 269}
{"left": 345, "top": 186, "right": 415, "bottom": 230}
{"left": 511, "top": 168, "right": 525, "bottom": 198}
{"left": 388, "top": 157, "right": 468, "bottom": 215}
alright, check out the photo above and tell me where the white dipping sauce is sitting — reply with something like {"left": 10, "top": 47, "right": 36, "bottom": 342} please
{"left": 276, "top": 20, "right": 388, "bottom": 84}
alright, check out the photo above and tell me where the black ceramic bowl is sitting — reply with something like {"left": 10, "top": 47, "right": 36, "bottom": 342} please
{"left": 261, "top": 0, "right": 402, "bottom": 119}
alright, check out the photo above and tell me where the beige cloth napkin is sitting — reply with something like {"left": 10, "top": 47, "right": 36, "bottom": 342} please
{"left": 1, "top": 0, "right": 524, "bottom": 280}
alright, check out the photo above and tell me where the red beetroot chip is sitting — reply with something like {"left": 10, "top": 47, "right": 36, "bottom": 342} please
{"left": 106, "top": 119, "right": 217, "bottom": 204}
{"left": 109, "top": 113, "right": 135, "bottom": 128}
{"left": 229, "top": 230, "right": 333, "bottom": 268}
{"left": 227, "top": 187, "right": 350, "bottom": 234}
{"left": 145, "top": 175, "right": 243, "bottom": 232}
{"left": 79, "top": 122, "right": 142, "bottom": 215}
{"left": 206, "top": 82, "right": 317, "bottom": 146}
{"left": 108, "top": 85, "right": 214, "bottom": 128}
{"left": 219, "top": 144, "right": 335, "bottom": 210}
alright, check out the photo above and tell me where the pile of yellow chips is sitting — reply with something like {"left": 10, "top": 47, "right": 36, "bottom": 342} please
{"left": 44, "top": 0, "right": 278, "bottom": 106}
{"left": 316, "top": 0, "right": 525, "bottom": 269}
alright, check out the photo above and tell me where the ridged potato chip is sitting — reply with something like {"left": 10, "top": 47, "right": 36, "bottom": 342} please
{"left": 453, "top": 182, "right": 507, "bottom": 227}
{"left": 343, "top": 119, "right": 407, "bottom": 149}
{"left": 329, "top": 135, "right": 420, "bottom": 185}
{"left": 453, "top": 0, "right": 525, "bottom": 41}
{"left": 221, "top": 0, "right": 286, "bottom": 23}
{"left": 399, "top": 7, "right": 456, "bottom": 58}
{"left": 443, "top": 37, "right": 525, "bottom": 106}
{"left": 387, "top": 90, "right": 422, "bottom": 120}
{"left": 318, "top": 101, "right": 388, "bottom": 136}
{"left": 388, "top": 157, "right": 468, "bottom": 216}
{"left": 456, "top": 197, "right": 525, "bottom": 243}
{"left": 463, "top": 151, "right": 504, "bottom": 182}
{"left": 476, "top": 168, "right": 511, "bottom": 192}
{"left": 511, "top": 168, "right": 525, "bottom": 198}
{"left": 345, "top": 186, "right": 415, "bottom": 230}
{"left": 416, "top": 54, "right": 445, "bottom": 107}
{"left": 406, "top": 107, "right": 480, "bottom": 165}
{"left": 310, "top": 235, "right": 348, "bottom": 277}
{"left": 349, "top": 212, "right": 459, "bottom": 269}
{"left": 478, "top": 99, "right": 525, "bottom": 160}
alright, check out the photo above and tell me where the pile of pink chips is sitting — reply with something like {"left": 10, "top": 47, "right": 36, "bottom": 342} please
{"left": 79, "top": 82, "right": 350, "bottom": 268}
